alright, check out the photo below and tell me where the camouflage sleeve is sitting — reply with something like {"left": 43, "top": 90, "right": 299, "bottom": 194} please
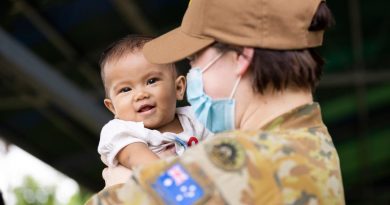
{"left": 85, "top": 181, "right": 154, "bottom": 205}
{"left": 86, "top": 129, "right": 344, "bottom": 205}
{"left": 86, "top": 133, "right": 281, "bottom": 204}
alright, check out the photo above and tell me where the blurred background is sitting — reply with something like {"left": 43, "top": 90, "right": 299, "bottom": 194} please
{"left": 0, "top": 0, "right": 389, "bottom": 204}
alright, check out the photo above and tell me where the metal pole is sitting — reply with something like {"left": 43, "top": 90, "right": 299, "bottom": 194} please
{"left": 0, "top": 27, "right": 110, "bottom": 135}
{"left": 348, "top": 0, "right": 372, "bottom": 199}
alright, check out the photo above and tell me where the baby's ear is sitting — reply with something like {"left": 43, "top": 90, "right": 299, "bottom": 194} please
{"left": 175, "top": 75, "right": 186, "bottom": 100}
{"left": 104, "top": 98, "right": 116, "bottom": 116}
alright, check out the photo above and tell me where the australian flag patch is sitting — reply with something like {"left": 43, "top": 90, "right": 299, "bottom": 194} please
{"left": 152, "top": 163, "right": 204, "bottom": 205}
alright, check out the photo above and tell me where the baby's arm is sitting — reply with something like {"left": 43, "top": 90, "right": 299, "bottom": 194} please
{"left": 99, "top": 119, "right": 178, "bottom": 170}
{"left": 98, "top": 119, "right": 160, "bottom": 168}
{"left": 117, "top": 142, "right": 159, "bottom": 169}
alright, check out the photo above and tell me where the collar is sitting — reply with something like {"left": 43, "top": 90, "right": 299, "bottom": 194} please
{"left": 261, "top": 102, "right": 325, "bottom": 131}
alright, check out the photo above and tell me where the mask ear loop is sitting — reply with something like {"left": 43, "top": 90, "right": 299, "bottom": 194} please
{"left": 201, "top": 52, "right": 224, "bottom": 73}
{"left": 229, "top": 76, "right": 241, "bottom": 99}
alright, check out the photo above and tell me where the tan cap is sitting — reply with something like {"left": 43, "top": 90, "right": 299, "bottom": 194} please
{"left": 144, "top": 0, "right": 324, "bottom": 64}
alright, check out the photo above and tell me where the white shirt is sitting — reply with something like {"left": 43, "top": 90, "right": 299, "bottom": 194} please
{"left": 98, "top": 106, "right": 213, "bottom": 167}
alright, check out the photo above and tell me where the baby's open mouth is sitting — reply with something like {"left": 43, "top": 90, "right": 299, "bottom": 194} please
{"left": 137, "top": 105, "right": 155, "bottom": 113}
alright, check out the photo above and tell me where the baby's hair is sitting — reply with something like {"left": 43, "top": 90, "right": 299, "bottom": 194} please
{"left": 99, "top": 35, "right": 154, "bottom": 90}
{"left": 99, "top": 35, "right": 179, "bottom": 98}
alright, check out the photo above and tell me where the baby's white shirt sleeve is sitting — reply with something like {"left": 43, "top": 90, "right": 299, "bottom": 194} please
{"left": 98, "top": 119, "right": 148, "bottom": 167}
{"left": 98, "top": 107, "right": 213, "bottom": 167}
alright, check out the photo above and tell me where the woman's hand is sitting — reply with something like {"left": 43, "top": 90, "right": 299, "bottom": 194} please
{"left": 102, "top": 165, "right": 133, "bottom": 188}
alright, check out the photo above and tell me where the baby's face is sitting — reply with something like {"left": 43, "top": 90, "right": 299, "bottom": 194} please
{"left": 103, "top": 52, "right": 181, "bottom": 129}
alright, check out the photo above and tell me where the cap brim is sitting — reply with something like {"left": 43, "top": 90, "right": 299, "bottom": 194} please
{"left": 143, "top": 27, "right": 215, "bottom": 64}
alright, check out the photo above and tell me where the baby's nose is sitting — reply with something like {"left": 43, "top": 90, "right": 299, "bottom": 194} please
{"left": 134, "top": 89, "right": 149, "bottom": 101}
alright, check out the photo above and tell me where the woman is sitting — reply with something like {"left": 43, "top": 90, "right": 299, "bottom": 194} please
{"left": 87, "top": 0, "right": 345, "bottom": 204}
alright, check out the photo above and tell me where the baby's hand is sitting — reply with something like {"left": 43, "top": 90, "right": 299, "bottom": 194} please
{"left": 157, "top": 144, "right": 176, "bottom": 158}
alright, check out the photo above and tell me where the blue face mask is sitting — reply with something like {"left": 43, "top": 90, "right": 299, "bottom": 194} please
{"left": 186, "top": 53, "right": 241, "bottom": 133}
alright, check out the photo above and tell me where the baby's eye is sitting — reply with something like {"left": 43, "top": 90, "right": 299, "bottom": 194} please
{"left": 147, "top": 78, "right": 159, "bottom": 85}
{"left": 119, "top": 87, "right": 131, "bottom": 93}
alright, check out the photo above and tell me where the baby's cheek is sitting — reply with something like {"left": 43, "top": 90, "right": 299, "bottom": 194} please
{"left": 120, "top": 112, "right": 137, "bottom": 121}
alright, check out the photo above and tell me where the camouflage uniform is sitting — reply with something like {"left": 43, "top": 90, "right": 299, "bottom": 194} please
{"left": 86, "top": 103, "right": 345, "bottom": 205}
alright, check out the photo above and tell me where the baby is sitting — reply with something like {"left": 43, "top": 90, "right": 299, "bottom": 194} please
{"left": 98, "top": 35, "right": 212, "bottom": 186}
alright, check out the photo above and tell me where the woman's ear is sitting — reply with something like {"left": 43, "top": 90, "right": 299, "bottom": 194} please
{"left": 236, "top": 47, "right": 254, "bottom": 76}
{"left": 104, "top": 98, "right": 116, "bottom": 116}
{"left": 175, "top": 75, "right": 186, "bottom": 100}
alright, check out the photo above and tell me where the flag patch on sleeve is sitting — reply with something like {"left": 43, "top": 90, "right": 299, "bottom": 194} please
{"left": 151, "top": 163, "right": 204, "bottom": 205}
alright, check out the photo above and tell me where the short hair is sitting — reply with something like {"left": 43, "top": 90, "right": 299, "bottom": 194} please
{"left": 99, "top": 35, "right": 178, "bottom": 97}
{"left": 214, "top": 2, "right": 335, "bottom": 93}
{"left": 99, "top": 35, "right": 153, "bottom": 89}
